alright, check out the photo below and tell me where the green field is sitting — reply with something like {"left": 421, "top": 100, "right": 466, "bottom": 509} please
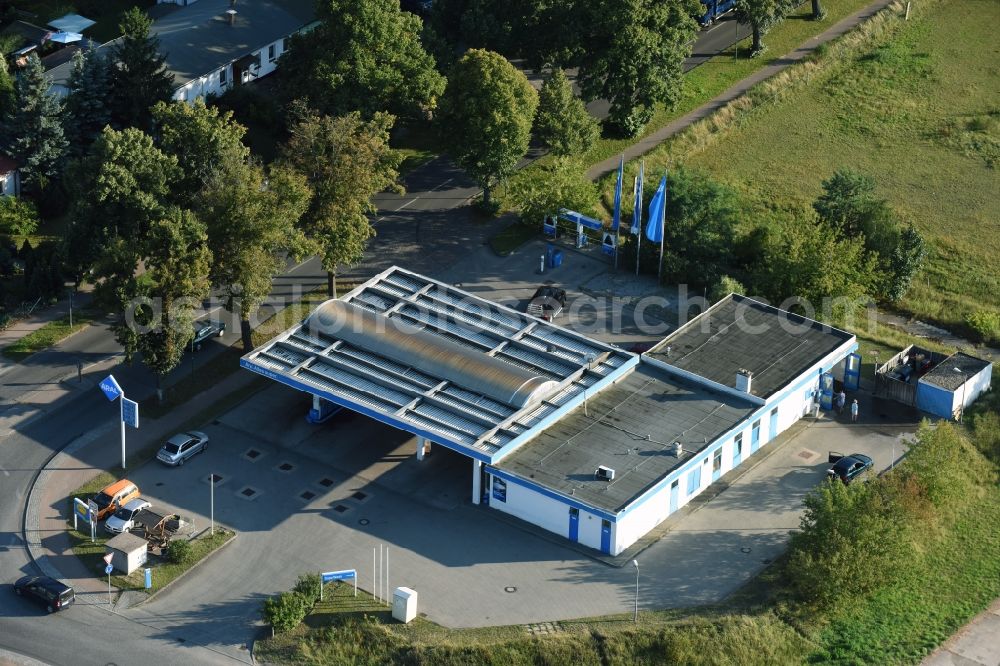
{"left": 676, "top": 0, "right": 1000, "bottom": 330}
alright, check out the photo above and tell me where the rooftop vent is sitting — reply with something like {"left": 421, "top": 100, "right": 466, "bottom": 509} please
{"left": 736, "top": 368, "right": 753, "bottom": 393}
{"left": 226, "top": 9, "right": 237, "bottom": 25}
{"left": 595, "top": 465, "right": 615, "bottom": 482}
{"left": 674, "top": 441, "right": 683, "bottom": 457}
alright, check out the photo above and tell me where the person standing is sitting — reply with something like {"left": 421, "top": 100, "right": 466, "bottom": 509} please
{"left": 836, "top": 390, "right": 846, "bottom": 415}
{"left": 851, "top": 399, "right": 859, "bottom": 422}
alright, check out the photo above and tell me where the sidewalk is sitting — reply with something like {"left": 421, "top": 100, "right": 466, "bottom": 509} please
{"left": 22, "top": 360, "right": 262, "bottom": 600}
{"left": 923, "top": 598, "right": 1000, "bottom": 666}
{"left": 586, "top": 0, "right": 897, "bottom": 179}
{"left": 0, "top": 289, "right": 93, "bottom": 376}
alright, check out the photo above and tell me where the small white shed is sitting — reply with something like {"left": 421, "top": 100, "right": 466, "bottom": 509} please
{"left": 105, "top": 532, "right": 148, "bottom": 575}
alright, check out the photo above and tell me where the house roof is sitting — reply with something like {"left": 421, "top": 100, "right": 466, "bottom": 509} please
{"left": 921, "top": 352, "right": 992, "bottom": 391}
{"left": 153, "top": 0, "right": 315, "bottom": 89}
{"left": 46, "top": 0, "right": 315, "bottom": 91}
{"left": 647, "top": 294, "right": 854, "bottom": 398}
{"left": 495, "top": 363, "right": 756, "bottom": 513}
{"left": 47, "top": 14, "right": 96, "bottom": 34}
{"left": 3, "top": 20, "right": 49, "bottom": 48}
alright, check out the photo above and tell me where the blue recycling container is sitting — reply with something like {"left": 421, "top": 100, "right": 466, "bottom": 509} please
{"left": 551, "top": 250, "right": 564, "bottom": 268}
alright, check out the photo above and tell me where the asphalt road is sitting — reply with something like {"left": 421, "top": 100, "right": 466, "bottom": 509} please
{"left": 0, "top": 17, "right": 766, "bottom": 664}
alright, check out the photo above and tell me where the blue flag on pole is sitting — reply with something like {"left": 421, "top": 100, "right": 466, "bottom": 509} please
{"left": 645, "top": 175, "right": 667, "bottom": 243}
{"left": 631, "top": 162, "right": 644, "bottom": 235}
{"left": 612, "top": 156, "right": 623, "bottom": 231}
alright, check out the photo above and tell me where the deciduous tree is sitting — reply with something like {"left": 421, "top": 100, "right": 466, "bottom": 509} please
{"left": 196, "top": 156, "right": 311, "bottom": 350}
{"left": 576, "top": 0, "right": 699, "bottom": 137}
{"left": 438, "top": 49, "right": 537, "bottom": 206}
{"left": 132, "top": 207, "right": 212, "bottom": 401}
{"left": 0, "top": 56, "right": 14, "bottom": 119}
{"left": 508, "top": 158, "right": 600, "bottom": 227}
{"left": 534, "top": 68, "right": 599, "bottom": 157}
{"left": 152, "top": 100, "right": 250, "bottom": 202}
{"left": 110, "top": 8, "right": 174, "bottom": 130}
{"left": 2, "top": 54, "right": 68, "bottom": 193}
{"left": 0, "top": 197, "right": 39, "bottom": 237}
{"left": 281, "top": 110, "right": 401, "bottom": 297}
{"left": 279, "top": 0, "right": 445, "bottom": 120}
{"left": 734, "top": 0, "right": 792, "bottom": 56}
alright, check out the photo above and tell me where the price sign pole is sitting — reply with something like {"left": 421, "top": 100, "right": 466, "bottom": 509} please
{"left": 98, "top": 375, "right": 139, "bottom": 471}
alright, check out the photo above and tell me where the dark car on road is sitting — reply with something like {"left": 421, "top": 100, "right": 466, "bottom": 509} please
{"left": 13, "top": 576, "right": 75, "bottom": 613}
{"left": 526, "top": 286, "right": 567, "bottom": 322}
{"left": 192, "top": 320, "right": 226, "bottom": 351}
{"left": 826, "top": 452, "right": 874, "bottom": 484}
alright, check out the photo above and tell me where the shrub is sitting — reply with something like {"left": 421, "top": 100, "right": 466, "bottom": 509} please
{"left": 709, "top": 276, "right": 746, "bottom": 303}
{"left": 293, "top": 572, "right": 322, "bottom": 605}
{"left": 970, "top": 411, "right": 1000, "bottom": 466}
{"left": 900, "top": 421, "right": 988, "bottom": 511}
{"left": 785, "top": 478, "right": 911, "bottom": 608}
{"left": 262, "top": 591, "right": 310, "bottom": 633}
{"left": 166, "top": 539, "right": 193, "bottom": 564}
{"left": 965, "top": 310, "right": 1000, "bottom": 344}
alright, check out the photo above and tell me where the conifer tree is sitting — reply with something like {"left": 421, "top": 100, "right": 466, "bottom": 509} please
{"left": 110, "top": 8, "right": 174, "bottom": 129}
{"left": 64, "top": 45, "right": 112, "bottom": 155}
{"left": 2, "top": 54, "right": 68, "bottom": 193}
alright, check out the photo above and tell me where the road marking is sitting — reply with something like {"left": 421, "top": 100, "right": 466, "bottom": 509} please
{"left": 430, "top": 178, "right": 453, "bottom": 191}
{"left": 396, "top": 197, "right": 419, "bottom": 211}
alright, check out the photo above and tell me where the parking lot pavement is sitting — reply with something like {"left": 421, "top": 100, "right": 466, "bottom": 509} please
{"left": 114, "top": 383, "right": 915, "bottom": 647}
{"left": 435, "top": 240, "right": 670, "bottom": 349}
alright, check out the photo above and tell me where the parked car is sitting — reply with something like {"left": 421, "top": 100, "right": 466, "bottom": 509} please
{"left": 826, "top": 452, "right": 874, "bottom": 484}
{"left": 104, "top": 498, "right": 152, "bottom": 534}
{"left": 91, "top": 479, "right": 141, "bottom": 521}
{"left": 526, "top": 285, "right": 567, "bottom": 322}
{"left": 157, "top": 431, "right": 209, "bottom": 466}
{"left": 192, "top": 320, "right": 226, "bottom": 351}
{"left": 13, "top": 576, "right": 75, "bottom": 613}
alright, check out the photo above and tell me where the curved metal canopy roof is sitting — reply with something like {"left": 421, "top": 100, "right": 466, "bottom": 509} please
{"left": 241, "top": 267, "right": 637, "bottom": 461}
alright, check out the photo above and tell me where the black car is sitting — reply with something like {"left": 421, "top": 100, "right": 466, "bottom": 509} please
{"left": 192, "top": 320, "right": 226, "bottom": 351}
{"left": 13, "top": 576, "right": 75, "bottom": 613}
{"left": 526, "top": 286, "right": 567, "bottom": 322}
{"left": 826, "top": 452, "right": 874, "bottom": 484}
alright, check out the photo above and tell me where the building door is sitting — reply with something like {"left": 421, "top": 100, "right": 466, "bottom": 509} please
{"left": 711, "top": 448, "right": 722, "bottom": 482}
{"left": 568, "top": 507, "right": 579, "bottom": 542}
{"left": 669, "top": 479, "right": 679, "bottom": 514}
{"left": 769, "top": 407, "right": 779, "bottom": 442}
{"left": 751, "top": 420, "right": 761, "bottom": 452}
{"left": 733, "top": 433, "right": 743, "bottom": 466}
{"left": 600, "top": 520, "right": 612, "bottom": 554}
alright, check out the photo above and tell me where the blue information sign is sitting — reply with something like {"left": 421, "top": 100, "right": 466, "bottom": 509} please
{"left": 105, "top": 564, "right": 114, "bottom": 575}
{"left": 121, "top": 398, "right": 139, "bottom": 428}
{"left": 98, "top": 375, "right": 122, "bottom": 402}
{"left": 493, "top": 478, "right": 507, "bottom": 502}
{"left": 321, "top": 569, "right": 356, "bottom": 584}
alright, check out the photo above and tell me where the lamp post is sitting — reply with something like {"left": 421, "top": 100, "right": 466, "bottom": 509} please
{"left": 632, "top": 559, "right": 639, "bottom": 622}
{"left": 953, "top": 367, "right": 967, "bottom": 422}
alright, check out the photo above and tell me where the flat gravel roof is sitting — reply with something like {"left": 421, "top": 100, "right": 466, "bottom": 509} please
{"left": 921, "top": 352, "right": 991, "bottom": 391}
{"left": 495, "top": 364, "right": 756, "bottom": 513}
{"left": 648, "top": 295, "right": 854, "bottom": 398}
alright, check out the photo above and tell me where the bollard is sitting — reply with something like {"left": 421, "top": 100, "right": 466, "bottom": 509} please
{"left": 539, "top": 255, "right": 545, "bottom": 273}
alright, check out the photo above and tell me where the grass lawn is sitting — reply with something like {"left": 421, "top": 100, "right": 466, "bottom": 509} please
{"left": 68, "top": 525, "right": 235, "bottom": 594}
{"left": 2, "top": 312, "right": 93, "bottom": 361}
{"left": 673, "top": 0, "right": 1000, "bottom": 331}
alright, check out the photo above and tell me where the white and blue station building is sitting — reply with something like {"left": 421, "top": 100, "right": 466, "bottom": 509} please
{"left": 241, "top": 267, "right": 858, "bottom": 556}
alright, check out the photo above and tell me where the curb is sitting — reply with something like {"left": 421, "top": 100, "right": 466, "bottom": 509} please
{"left": 130, "top": 529, "right": 239, "bottom": 608}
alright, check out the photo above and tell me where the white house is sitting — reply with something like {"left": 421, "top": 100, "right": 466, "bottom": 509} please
{"left": 46, "top": 0, "right": 317, "bottom": 102}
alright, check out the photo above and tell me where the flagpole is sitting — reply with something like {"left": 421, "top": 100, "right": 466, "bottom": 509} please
{"left": 658, "top": 170, "right": 667, "bottom": 283}
{"left": 613, "top": 155, "right": 623, "bottom": 271}
{"left": 635, "top": 162, "right": 644, "bottom": 277}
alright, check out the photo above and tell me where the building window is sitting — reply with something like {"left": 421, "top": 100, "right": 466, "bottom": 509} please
{"left": 268, "top": 44, "right": 276, "bottom": 61}
{"left": 735, "top": 433, "right": 743, "bottom": 456}
{"left": 687, "top": 466, "right": 701, "bottom": 495}
{"left": 712, "top": 449, "right": 722, "bottom": 474}
{"left": 220, "top": 68, "right": 227, "bottom": 85}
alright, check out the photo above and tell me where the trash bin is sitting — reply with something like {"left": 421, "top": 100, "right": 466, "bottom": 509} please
{"left": 550, "top": 250, "right": 564, "bottom": 268}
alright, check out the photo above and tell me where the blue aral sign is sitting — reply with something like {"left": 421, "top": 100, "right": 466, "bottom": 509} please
{"left": 121, "top": 398, "right": 139, "bottom": 428}
{"left": 492, "top": 478, "right": 507, "bottom": 502}
{"left": 98, "top": 375, "right": 122, "bottom": 402}
{"left": 321, "top": 569, "right": 356, "bottom": 584}
{"left": 105, "top": 564, "right": 114, "bottom": 575}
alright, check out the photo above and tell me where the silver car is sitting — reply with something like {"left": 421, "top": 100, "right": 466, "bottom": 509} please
{"left": 157, "top": 431, "right": 209, "bottom": 466}
{"left": 105, "top": 498, "right": 151, "bottom": 534}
